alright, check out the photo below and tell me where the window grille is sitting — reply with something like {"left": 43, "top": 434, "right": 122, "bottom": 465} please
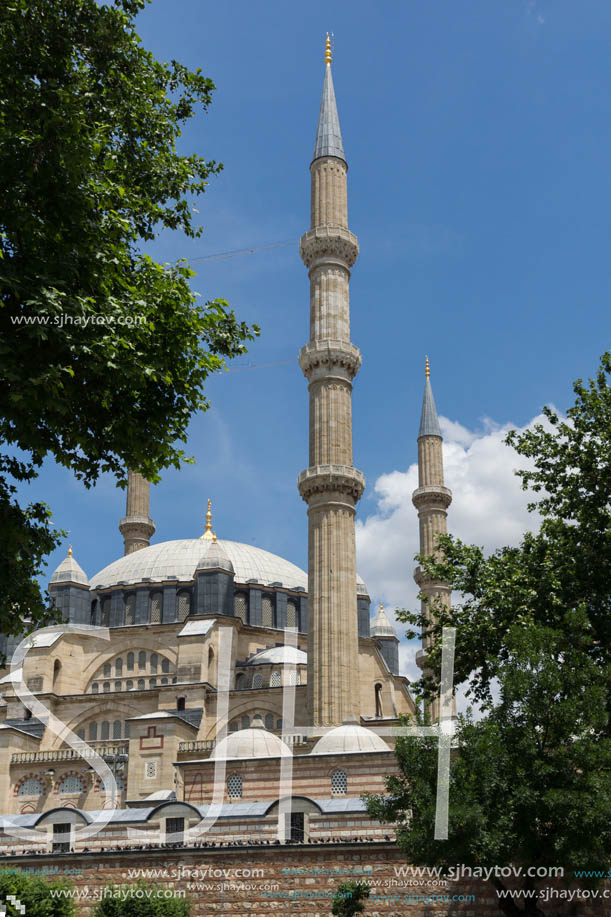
{"left": 149, "top": 678, "right": 157, "bottom": 687}
{"left": 124, "top": 722, "right": 130, "bottom": 738}
{"left": 227, "top": 775, "right": 243, "bottom": 799}
{"left": 235, "top": 673, "right": 245, "bottom": 690}
{"left": 113, "top": 720, "right": 121, "bottom": 740}
{"left": 331, "top": 769, "right": 348, "bottom": 795}
{"left": 241, "top": 715, "right": 250, "bottom": 729}
{"left": 77, "top": 729, "right": 85, "bottom": 741}
{"left": 276, "top": 719, "right": 282, "bottom": 730}
{"left": 177, "top": 591, "right": 190, "bottom": 622}
{"left": 138, "top": 651, "right": 146, "bottom": 670}
{"left": 125, "top": 594, "right": 135, "bottom": 626}
{"left": 234, "top": 592, "right": 247, "bottom": 623}
{"left": 289, "top": 671, "right": 299, "bottom": 686}
{"left": 166, "top": 816, "right": 184, "bottom": 841}
{"left": 58, "top": 776, "right": 83, "bottom": 794}
{"left": 150, "top": 593, "right": 162, "bottom": 624}
{"left": 138, "top": 679, "right": 145, "bottom": 690}
{"left": 114, "top": 680, "right": 121, "bottom": 692}
{"left": 127, "top": 652, "right": 134, "bottom": 671}
{"left": 101, "top": 721, "right": 109, "bottom": 740}
{"left": 290, "top": 812, "right": 305, "bottom": 842}
{"left": 103, "top": 663, "right": 111, "bottom": 678}
{"left": 270, "top": 671, "right": 281, "bottom": 687}
{"left": 92, "top": 683, "right": 99, "bottom": 694}
{"left": 18, "top": 778, "right": 43, "bottom": 797}
{"left": 115, "top": 658, "right": 123, "bottom": 676}
{"left": 230, "top": 721, "right": 239, "bottom": 732}
{"left": 161, "top": 657, "right": 170, "bottom": 674}
{"left": 89, "top": 722, "right": 98, "bottom": 741}
{"left": 52, "top": 823, "right": 71, "bottom": 854}
{"left": 126, "top": 680, "right": 133, "bottom": 691}
{"left": 101, "top": 598, "right": 111, "bottom": 627}
{"left": 103, "top": 682, "right": 110, "bottom": 693}
{"left": 262, "top": 595, "right": 273, "bottom": 628}
{"left": 286, "top": 601, "right": 297, "bottom": 628}
{"left": 90, "top": 600, "right": 98, "bottom": 626}
{"left": 161, "top": 677, "right": 168, "bottom": 685}
{"left": 252, "top": 672, "right": 262, "bottom": 689}
{"left": 150, "top": 653, "right": 158, "bottom": 674}
{"left": 264, "top": 713, "right": 274, "bottom": 730}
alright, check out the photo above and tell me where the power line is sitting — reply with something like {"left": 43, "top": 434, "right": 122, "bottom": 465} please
{"left": 183, "top": 238, "right": 298, "bottom": 265}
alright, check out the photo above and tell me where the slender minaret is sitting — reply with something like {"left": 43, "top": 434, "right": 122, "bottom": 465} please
{"left": 412, "top": 357, "right": 453, "bottom": 721}
{"left": 118, "top": 471, "right": 155, "bottom": 555}
{"left": 298, "top": 36, "right": 365, "bottom": 727}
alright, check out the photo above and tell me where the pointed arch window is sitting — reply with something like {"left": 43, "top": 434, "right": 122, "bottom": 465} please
{"left": 89, "top": 722, "right": 98, "bottom": 742}
{"left": 101, "top": 721, "right": 110, "bottom": 741}
{"left": 161, "top": 657, "right": 170, "bottom": 674}
{"left": 252, "top": 672, "right": 262, "bottom": 689}
{"left": 138, "top": 651, "right": 146, "bottom": 670}
{"left": 270, "top": 670, "right": 281, "bottom": 688}
{"left": 113, "top": 720, "right": 122, "bottom": 740}
{"left": 261, "top": 595, "right": 274, "bottom": 628}
{"left": 115, "top": 658, "right": 123, "bottom": 676}
{"left": 127, "top": 652, "right": 134, "bottom": 671}
{"left": 150, "top": 653, "right": 158, "bottom": 674}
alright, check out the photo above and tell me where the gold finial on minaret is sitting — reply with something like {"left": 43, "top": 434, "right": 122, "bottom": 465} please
{"left": 324, "top": 32, "right": 332, "bottom": 65}
{"left": 67, "top": 545, "right": 73, "bottom": 557}
{"left": 202, "top": 499, "right": 213, "bottom": 540}
{"left": 425, "top": 355, "right": 430, "bottom": 379}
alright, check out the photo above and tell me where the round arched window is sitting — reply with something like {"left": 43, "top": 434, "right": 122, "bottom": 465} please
{"left": 58, "top": 775, "right": 83, "bottom": 795}
{"left": 18, "top": 778, "right": 43, "bottom": 797}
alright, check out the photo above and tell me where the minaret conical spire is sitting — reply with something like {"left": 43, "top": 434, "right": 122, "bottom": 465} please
{"left": 418, "top": 356, "right": 442, "bottom": 438}
{"left": 313, "top": 34, "right": 345, "bottom": 163}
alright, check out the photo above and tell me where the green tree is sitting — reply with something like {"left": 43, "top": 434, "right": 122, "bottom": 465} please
{"left": 0, "top": 870, "right": 75, "bottom": 916}
{"left": 92, "top": 883, "right": 190, "bottom": 916}
{"left": 365, "top": 353, "right": 611, "bottom": 914}
{"left": 0, "top": 0, "right": 258, "bottom": 639}
{"left": 331, "top": 881, "right": 370, "bottom": 916}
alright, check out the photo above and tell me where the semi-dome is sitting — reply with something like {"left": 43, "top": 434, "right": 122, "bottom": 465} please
{"left": 211, "top": 718, "right": 292, "bottom": 760}
{"left": 89, "top": 539, "right": 308, "bottom": 591}
{"left": 311, "top": 724, "right": 389, "bottom": 756}
{"left": 50, "top": 547, "right": 89, "bottom": 587}
{"left": 246, "top": 647, "right": 307, "bottom": 666}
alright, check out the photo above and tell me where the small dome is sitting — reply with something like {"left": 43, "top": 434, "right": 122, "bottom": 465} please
{"left": 196, "top": 541, "right": 235, "bottom": 574}
{"left": 311, "top": 724, "right": 389, "bottom": 756}
{"left": 246, "top": 646, "right": 307, "bottom": 666}
{"left": 371, "top": 604, "right": 398, "bottom": 639}
{"left": 212, "top": 719, "right": 292, "bottom": 760}
{"left": 50, "top": 547, "right": 88, "bottom": 587}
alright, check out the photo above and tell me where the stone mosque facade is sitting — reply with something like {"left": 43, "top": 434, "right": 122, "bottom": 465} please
{"left": 0, "top": 38, "right": 453, "bottom": 854}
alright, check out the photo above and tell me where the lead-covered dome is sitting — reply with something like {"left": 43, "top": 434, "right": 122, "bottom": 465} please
{"left": 89, "top": 539, "right": 308, "bottom": 590}
{"left": 311, "top": 724, "right": 389, "bottom": 756}
{"left": 211, "top": 717, "right": 292, "bottom": 760}
{"left": 246, "top": 647, "right": 307, "bottom": 666}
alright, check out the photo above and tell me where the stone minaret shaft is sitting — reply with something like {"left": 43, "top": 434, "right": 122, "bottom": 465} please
{"left": 298, "top": 38, "right": 365, "bottom": 727}
{"left": 412, "top": 358, "right": 452, "bottom": 721}
{"left": 118, "top": 471, "right": 156, "bottom": 555}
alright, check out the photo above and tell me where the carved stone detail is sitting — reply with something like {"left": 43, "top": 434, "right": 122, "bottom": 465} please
{"left": 297, "top": 465, "right": 366, "bottom": 504}
{"left": 300, "top": 224, "right": 359, "bottom": 268}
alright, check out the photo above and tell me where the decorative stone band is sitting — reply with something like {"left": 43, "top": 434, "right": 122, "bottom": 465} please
{"left": 411, "top": 484, "right": 453, "bottom": 511}
{"left": 297, "top": 464, "right": 366, "bottom": 504}
{"left": 300, "top": 224, "right": 359, "bottom": 268}
{"left": 299, "top": 340, "right": 362, "bottom": 382}
{"left": 118, "top": 516, "right": 156, "bottom": 551}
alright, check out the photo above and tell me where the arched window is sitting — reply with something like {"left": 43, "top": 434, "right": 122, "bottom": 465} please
{"left": 101, "top": 597, "right": 111, "bottom": 627}
{"left": 241, "top": 715, "right": 250, "bottom": 729}
{"left": 90, "top": 600, "right": 98, "bottom": 626}
{"left": 77, "top": 729, "right": 85, "bottom": 741}
{"left": 58, "top": 775, "right": 83, "bottom": 795}
{"left": 161, "top": 657, "right": 170, "bottom": 674}
{"left": 126, "top": 680, "right": 133, "bottom": 691}
{"left": 150, "top": 592, "right": 163, "bottom": 624}
{"left": 160, "top": 677, "right": 168, "bottom": 685}
{"left": 103, "top": 682, "right": 110, "bottom": 693}
{"left": 89, "top": 722, "right": 98, "bottom": 741}
{"left": 331, "top": 769, "right": 348, "bottom": 795}
{"left": 92, "top": 683, "right": 99, "bottom": 695}
{"left": 234, "top": 592, "right": 247, "bottom": 623}
{"left": 177, "top": 590, "right": 191, "bottom": 622}
{"left": 229, "top": 720, "right": 239, "bottom": 732}
{"left": 276, "top": 718, "right": 282, "bottom": 730}
{"left": 125, "top": 594, "right": 136, "bottom": 626}
{"left": 114, "top": 680, "right": 121, "bottom": 692}
{"left": 113, "top": 720, "right": 121, "bottom": 740}
{"left": 286, "top": 600, "right": 297, "bottom": 629}
{"left": 138, "top": 651, "right": 146, "bottom": 670}
{"left": 18, "top": 778, "right": 43, "bottom": 797}
{"left": 149, "top": 678, "right": 157, "bottom": 687}
{"left": 124, "top": 722, "right": 130, "bottom": 738}
{"left": 177, "top": 697, "right": 186, "bottom": 712}
{"left": 252, "top": 672, "right": 262, "bottom": 689}
{"left": 103, "top": 663, "right": 111, "bottom": 678}
{"left": 227, "top": 775, "right": 242, "bottom": 799}
{"left": 137, "top": 679, "right": 145, "bottom": 691}
{"left": 115, "top": 658, "right": 123, "bottom": 676}
{"left": 150, "top": 653, "right": 158, "bottom": 674}
{"left": 127, "top": 652, "right": 134, "bottom": 671}
{"left": 375, "top": 683, "right": 383, "bottom": 718}
{"left": 270, "top": 671, "right": 281, "bottom": 688}
{"left": 101, "top": 721, "right": 110, "bottom": 741}
{"left": 235, "top": 673, "right": 245, "bottom": 691}
{"left": 261, "top": 595, "right": 274, "bottom": 628}
{"left": 264, "top": 713, "right": 274, "bottom": 730}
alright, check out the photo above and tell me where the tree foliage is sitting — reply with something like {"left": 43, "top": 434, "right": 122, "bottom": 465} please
{"left": 366, "top": 353, "right": 611, "bottom": 914}
{"left": 331, "top": 881, "right": 371, "bottom": 916}
{"left": 92, "top": 883, "right": 191, "bottom": 916}
{"left": 0, "top": 0, "right": 258, "bottom": 638}
{"left": 0, "top": 870, "right": 76, "bottom": 916}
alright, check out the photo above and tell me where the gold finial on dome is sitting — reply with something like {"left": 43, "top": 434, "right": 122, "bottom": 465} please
{"left": 325, "top": 32, "right": 332, "bottom": 65}
{"left": 201, "top": 499, "right": 213, "bottom": 541}
{"left": 67, "top": 545, "right": 73, "bottom": 557}
{"left": 379, "top": 602, "right": 383, "bottom": 612}
{"left": 425, "top": 355, "right": 430, "bottom": 379}
{"left": 212, "top": 531, "right": 218, "bottom": 544}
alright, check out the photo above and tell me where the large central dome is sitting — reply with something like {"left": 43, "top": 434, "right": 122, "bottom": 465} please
{"left": 90, "top": 539, "right": 309, "bottom": 591}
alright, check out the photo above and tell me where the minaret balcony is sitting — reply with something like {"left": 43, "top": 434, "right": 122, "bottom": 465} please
{"left": 297, "top": 464, "right": 365, "bottom": 504}
{"left": 300, "top": 224, "right": 359, "bottom": 268}
{"left": 299, "top": 340, "right": 362, "bottom": 382}
{"left": 411, "top": 485, "right": 453, "bottom": 511}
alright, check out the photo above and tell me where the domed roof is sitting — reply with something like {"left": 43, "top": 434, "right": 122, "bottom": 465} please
{"left": 211, "top": 719, "right": 292, "bottom": 760}
{"left": 246, "top": 646, "right": 307, "bottom": 666}
{"left": 89, "top": 539, "right": 308, "bottom": 590}
{"left": 50, "top": 547, "right": 88, "bottom": 587}
{"left": 311, "top": 724, "right": 390, "bottom": 756}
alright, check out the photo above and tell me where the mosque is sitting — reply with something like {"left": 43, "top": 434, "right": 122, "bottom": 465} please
{"left": 0, "top": 36, "right": 453, "bottom": 854}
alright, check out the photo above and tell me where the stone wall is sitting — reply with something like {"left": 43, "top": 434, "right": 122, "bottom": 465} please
{"left": 1, "top": 843, "right": 609, "bottom": 916}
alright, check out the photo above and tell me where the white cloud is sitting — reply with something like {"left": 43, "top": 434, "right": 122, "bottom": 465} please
{"left": 356, "top": 412, "right": 551, "bottom": 706}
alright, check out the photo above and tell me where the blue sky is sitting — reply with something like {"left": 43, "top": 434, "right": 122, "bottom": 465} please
{"left": 21, "top": 0, "right": 610, "bottom": 621}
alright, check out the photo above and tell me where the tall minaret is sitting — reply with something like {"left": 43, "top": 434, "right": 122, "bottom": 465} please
{"left": 298, "top": 36, "right": 365, "bottom": 727}
{"left": 118, "top": 471, "right": 156, "bottom": 555}
{"left": 412, "top": 358, "right": 453, "bottom": 721}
